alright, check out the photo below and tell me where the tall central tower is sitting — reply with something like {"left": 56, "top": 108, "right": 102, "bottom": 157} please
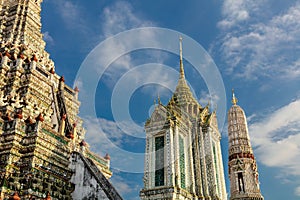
{"left": 0, "top": 0, "right": 49, "bottom": 64}
{"left": 227, "top": 91, "right": 264, "bottom": 200}
{"left": 0, "top": 1, "right": 123, "bottom": 199}
{"left": 140, "top": 38, "right": 227, "bottom": 200}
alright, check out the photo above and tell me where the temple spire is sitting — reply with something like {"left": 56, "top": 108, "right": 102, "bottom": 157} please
{"left": 172, "top": 37, "right": 199, "bottom": 106}
{"left": 228, "top": 92, "right": 264, "bottom": 200}
{"left": 157, "top": 93, "right": 161, "bottom": 105}
{"left": 179, "top": 36, "right": 185, "bottom": 79}
{"left": 231, "top": 89, "right": 238, "bottom": 105}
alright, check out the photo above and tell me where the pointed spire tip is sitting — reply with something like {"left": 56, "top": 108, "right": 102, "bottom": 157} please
{"left": 179, "top": 36, "right": 185, "bottom": 79}
{"left": 231, "top": 89, "right": 238, "bottom": 105}
{"left": 157, "top": 93, "right": 161, "bottom": 104}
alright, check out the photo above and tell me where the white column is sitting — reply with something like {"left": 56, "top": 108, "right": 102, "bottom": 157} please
{"left": 188, "top": 128, "right": 196, "bottom": 193}
{"left": 150, "top": 135, "right": 155, "bottom": 188}
{"left": 167, "top": 127, "right": 175, "bottom": 186}
{"left": 30, "top": 59, "right": 37, "bottom": 70}
{"left": 143, "top": 136, "right": 150, "bottom": 189}
{"left": 200, "top": 127, "right": 210, "bottom": 197}
{"left": 59, "top": 116, "right": 66, "bottom": 136}
{"left": 174, "top": 123, "right": 180, "bottom": 187}
{"left": 217, "top": 137, "right": 227, "bottom": 200}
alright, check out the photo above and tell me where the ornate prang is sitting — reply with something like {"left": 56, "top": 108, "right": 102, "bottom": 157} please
{"left": 0, "top": 0, "right": 116, "bottom": 199}
{"left": 228, "top": 91, "right": 264, "bottom": 200}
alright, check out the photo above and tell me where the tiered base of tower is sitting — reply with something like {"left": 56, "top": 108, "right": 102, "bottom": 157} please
{"left": 230, "top": 196, "right": 264, "bottom": 200}
{"left": 0, "top": 117, "right": 116, "bottom": 199}
{"left": 140, "top": 186, "right": 199, "bottom": 200}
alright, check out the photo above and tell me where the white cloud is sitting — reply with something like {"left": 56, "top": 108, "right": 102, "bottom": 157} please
{"left": 83, "top": 117, "right": 130, "bottom": 151}
{"left": 53, "top": 0, "right": 80, "bottom": 26}
{"left": 48, "top": 0, "right": 89, "bottom": 33}
{"left": 111, "top": 63, "right": 177, "bottom": 99}
{"left": 99, "top": 1, "right": 163, "bottom": 88}
{"left": 110, "top": 173, "right": 142, "bottom": 199}
{"left": 43, "top": 31, "right": 54, "bottom": 45}
{"left": 218, "top": 0, "right": 265, "bottom": 29}
{"left": 102, "top": 1, "right": 153, "bottom": 37}
{"left": 73, "top": 2, "right": 169, "bottom": 174}
{"left": 246, "top": 113, "right": 257, "bottom": 123}
{"left": 295, "top": 186, "right": 300, "bottom": 196}
{"left": 83, "top": 113, "right": 144, "bottom": 147}
{"left": 250, "top": 100, "right": 300, "bottom": 146}
{"left": 59, "top": 1, "right": 79, "bottom": 24}
{"left": 248, "top": 99, "right": 300, "bottom": 195}
{"left": 83, "top": 117, "right": 145, "bottom": 173}
{"left": 110, "top": 174, "right": 133, "bottom": 194}
{"left": 217, "top": 1, "right": 300, "bottom": 80}
{"left": 54, "top": 1, "right": 170, "bottom": 97}
{"left": 198, "top": 90, "right": 220, "bottom": 109}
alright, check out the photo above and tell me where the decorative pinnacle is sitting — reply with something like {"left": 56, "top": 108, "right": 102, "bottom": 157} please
{"left": 179, "top": 36, "right": 185, "bottom": 78}
{"left": 232, "top": 89, "right": 238, "bottom": 105}
{"left": 157, "top": 93, "right": 161, "bottom": 104}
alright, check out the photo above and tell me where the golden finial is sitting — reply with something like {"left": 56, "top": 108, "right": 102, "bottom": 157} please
{"left": 232, "top": 89, "right": 238, "bottom": 105}
{"left": 179, "top": 36, "right": 185, "bottom": 78}
{"left": 179, "top": 36, "right": 183, "bottom": 61}
{"left": 157, "top": 93, "right": 161, "bottom": 105}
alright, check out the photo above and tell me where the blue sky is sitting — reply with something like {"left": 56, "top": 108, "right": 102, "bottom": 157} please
{"left": 41, "top": 0, "right": 300, "bottom": 199}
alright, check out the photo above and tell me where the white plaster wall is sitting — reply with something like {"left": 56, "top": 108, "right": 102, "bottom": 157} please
{"left": 69, "top": 154, "right": 110, "bottom": 200}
